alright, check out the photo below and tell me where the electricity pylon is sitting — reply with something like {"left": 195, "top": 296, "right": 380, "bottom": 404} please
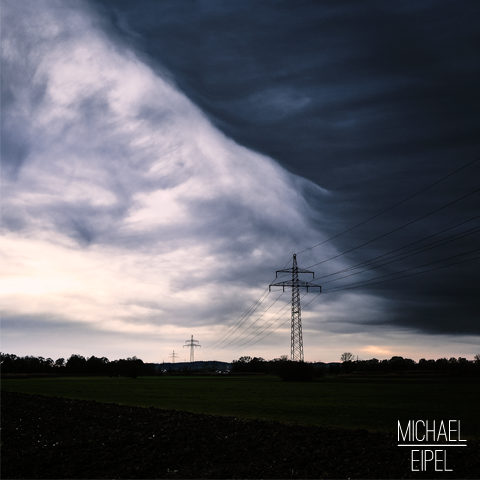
{"left": 269, "top": 254, "right": 321, "bottom": 362}
{"left": 184, "top": 335, "right": 201, "bottom": 362}
{"left": 169, "top": 350, "right": 179, "bottom": 363}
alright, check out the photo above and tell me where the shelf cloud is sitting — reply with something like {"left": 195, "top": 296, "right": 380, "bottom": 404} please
{"left": 2, "top": 0, "right": 479, "bottom": 362}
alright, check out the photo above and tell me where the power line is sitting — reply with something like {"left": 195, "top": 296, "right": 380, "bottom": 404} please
{"left": 323, "top": 247, "right": 480, "bottom": 293}
{"left": 232, "top": 285, "right": 322, "bottom": 354}
{"left": 305, "top": 187, "right": 480, "bottom": 270}
{"left": 229, "top": 294, "right": 293, "bottom": 351}
{"left": 222, "top": 289, "right": 311, "bottom": 354}
{"left": 232, "top": 248, "right": 480, "bottom": 352}
{"left": 214, "top": 291, "right": 285, "bottom": 351}
{"left": 208, "top": 290, "right": 272, "bottom": 351}
{"left": 231, "top": 293, "right": 305, "bottom": 351}
{"left": 207, "top": 263, "right": 301, "bottom": 351}
{"left": 207, "top": 266, "right": 297, "bottom": 351}
{"left": 237, "top": 291, "right": 321, "bottom": 351}
{"left": 324, "top": 255, "right": 480, "bottom": 293}
{"left": 296, "top": 155, "right": 480, "bottom": 255}
{"left": 207, "top": 156, "right": 480, "bottom": 356}
{"left": 207, "top": 288, "right": 270, "bottom": 349}
{"left": 226, "top": 249, "right": 479, "bottom": 353}
{"left": 319, "top": 225, "right": 480, "bottom": 285}
{"left": 230, "top": 252, "right": 479, "bottom": 354}
{"left": 318, "top": 215, "right": 480, "bottom": 278}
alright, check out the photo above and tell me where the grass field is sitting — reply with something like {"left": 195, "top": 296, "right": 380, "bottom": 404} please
{"left": 2, "top": 374, "right": 479, "bottom": 439}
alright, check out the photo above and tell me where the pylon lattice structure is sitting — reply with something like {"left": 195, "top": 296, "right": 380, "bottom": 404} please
{"left": 169, "top": 350, "right": 179, "bottom": 363}
{"left": 183, "top": 335, "right": 201, "bottom": 362}
{"left": 269, "top": 254, "right": 321, "bottom": 362}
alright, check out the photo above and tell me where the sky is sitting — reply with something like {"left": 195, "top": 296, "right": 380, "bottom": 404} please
{"left": 1, "top": 0, "right": 479, "bottom": 364}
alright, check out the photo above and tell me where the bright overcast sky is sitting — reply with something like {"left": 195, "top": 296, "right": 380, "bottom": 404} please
{"left": 1, "top": 0, "right": 479, "bottom": 363}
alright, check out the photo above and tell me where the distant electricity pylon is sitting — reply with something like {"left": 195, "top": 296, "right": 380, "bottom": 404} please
{"left": 184, "top": 335, "right": 201, "bottom": 362}
{"left": 269, "top": 254, "right": 321, "bottom": 362}
{"left": 169, "top": 350, "right": 179, "bottom": 363}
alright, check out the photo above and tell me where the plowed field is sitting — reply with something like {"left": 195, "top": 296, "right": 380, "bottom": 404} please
{"left": 2, "top": 391, "right": 479, "bottom": 479}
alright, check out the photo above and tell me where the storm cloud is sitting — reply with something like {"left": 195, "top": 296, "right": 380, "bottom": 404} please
{"left": 1, "top": 0, "right": 479, "bottom": 362}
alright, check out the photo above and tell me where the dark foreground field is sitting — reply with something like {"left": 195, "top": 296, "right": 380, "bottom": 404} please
{"left": 2, "top": 390, "right": 479, "bottom": 479}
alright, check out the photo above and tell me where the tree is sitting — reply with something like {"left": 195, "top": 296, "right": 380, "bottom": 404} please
{"left": 340, "top": 352, "right": 354, "bottom": 362}
{"left": 86, "top": 355, "right": 109, "bottom": 374}
{"left": 66, "top": 354, "right": 87, "bottom": 374}
{"left": 55, "top": 358, "right": 65, "bottom": 367}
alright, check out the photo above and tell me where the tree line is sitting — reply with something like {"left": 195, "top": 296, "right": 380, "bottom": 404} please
{"left": 0, "top": 353, "right": 156, "bottom": 377}
{"left": 3, "top": 352, "right": 479, "bottom": 378}
{"left": 231, "top": 355, "right": 324, "bottom": 381}
{"left": 336, "top": 353, "right": 480, "bottom": 375}
{"left": 231, "top": 354, "right": 480, "bottom": 378}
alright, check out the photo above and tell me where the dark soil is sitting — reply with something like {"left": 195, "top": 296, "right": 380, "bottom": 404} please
{"left": 1, "top": 390, "right": 479, "bottom": 479}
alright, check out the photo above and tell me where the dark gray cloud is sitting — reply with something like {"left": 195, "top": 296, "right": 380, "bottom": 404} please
{"left": 91, "top": 0, "right": 480, "bottom": 180}
{"left": 88, "top": 0, "right": 480, "bottom": 336}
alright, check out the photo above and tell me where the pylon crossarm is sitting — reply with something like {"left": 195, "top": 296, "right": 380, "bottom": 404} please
{"left": 269, "top": 280, "right": 321, "bottom": 289}
{"left": 276, "top": 268, "right": 315, "bottom": 277}
{"left": 270, "top": 280, "right": 321, "bottom": 287}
